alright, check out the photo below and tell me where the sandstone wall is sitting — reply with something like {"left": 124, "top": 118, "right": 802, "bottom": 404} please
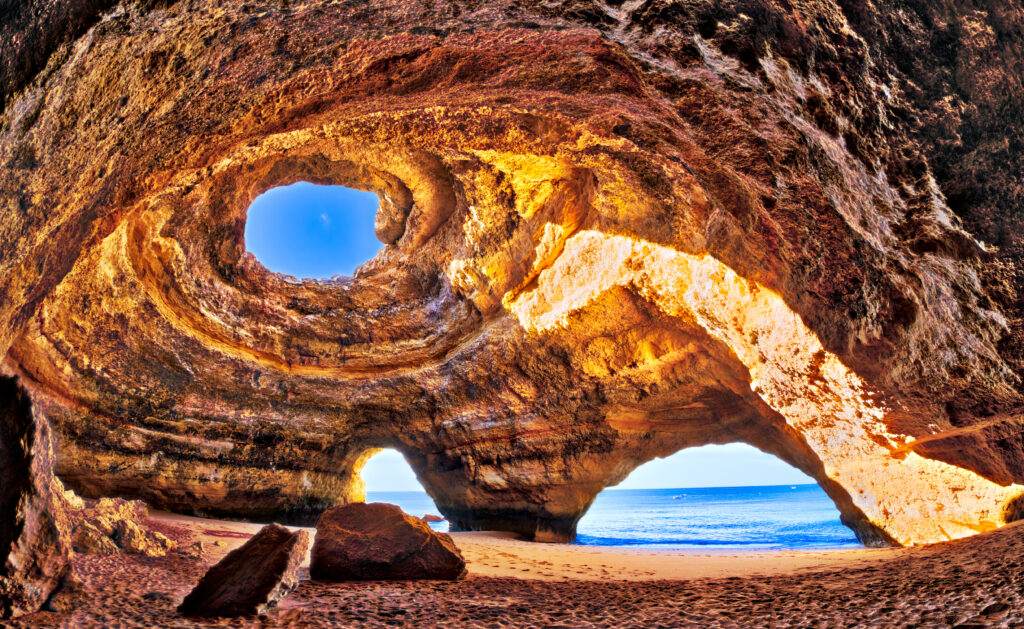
{"left": 2, "top": 0, "right": 1024, "bottom": 550}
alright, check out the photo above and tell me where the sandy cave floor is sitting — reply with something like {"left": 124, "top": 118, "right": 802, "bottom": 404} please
{"left": 4, "top": 513, "right": 1024, "bottom": 628}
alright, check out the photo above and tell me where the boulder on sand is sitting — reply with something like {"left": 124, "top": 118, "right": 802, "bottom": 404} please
{"left": 87, "top": 497, "right": 148, "bottom": 536}
{"left": 66, "top": 496, "right": 175, "bottom": 557}
{"left": 71, "top": 521, "right": 119, "bottom": 556}
{"left": 114, "top": 519, "right": 176, "bottom": 557}
{"left": 178, "top": 523, "right": 309, "bottom": 617}
{"left": 310, "top": 502, "right": 466, "bottom": 581}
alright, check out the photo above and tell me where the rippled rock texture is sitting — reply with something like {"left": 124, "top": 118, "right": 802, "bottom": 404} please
{"left": 2, "top": 0, "right": 1024, "bottom": 554}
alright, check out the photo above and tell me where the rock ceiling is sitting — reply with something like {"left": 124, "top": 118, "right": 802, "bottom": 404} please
{"left": 2, "top": 0, "right": 1024, "bottom": 563}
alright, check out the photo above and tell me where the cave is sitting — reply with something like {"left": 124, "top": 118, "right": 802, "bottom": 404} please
{"left": 3, "top": 0, "right": 1024, "bottom": 621}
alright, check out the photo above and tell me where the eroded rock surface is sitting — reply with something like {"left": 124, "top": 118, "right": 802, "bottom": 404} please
{"left": 311, "top": 503, "right": 466, "bottom": 581}
{"left": 1, "top": 0, "right": 1024, "bottom": 548}
{"left": 71, "top": 522, "right": 118, "bottom": 556}
{"left": 0, "top": 376, "right": 72, "bottom": 619}
{"left": 68, "top": 497, "right": 177, "bottom": 557}
{"left": 178, "top": 523, "right": 309, "bottom": 617}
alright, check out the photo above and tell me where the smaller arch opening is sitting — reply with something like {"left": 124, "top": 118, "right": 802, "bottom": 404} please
{"left": 577, "top": 444, "right": 859, "bottom": 549}
{"left": 244, "top": 182, "right": 383, "bottom": 279}
{"left": 359, "top": 448, "right": 447, "bottom": 531}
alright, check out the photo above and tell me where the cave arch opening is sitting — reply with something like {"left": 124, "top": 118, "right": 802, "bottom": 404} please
{"left": 244, "top": 182, "right": 383, "bottom": 279}
{"left": 576, "top": 444, "right": 859, "bottom": 549}
{"left": 358, "top": 448, "right": 448, "bottom": 531}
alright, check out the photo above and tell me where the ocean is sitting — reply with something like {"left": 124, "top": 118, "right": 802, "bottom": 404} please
{"left": 367, "top": 483, "right": 861, "bottom": 550}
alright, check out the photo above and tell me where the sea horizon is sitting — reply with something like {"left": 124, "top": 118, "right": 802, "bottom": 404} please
{"left": 367, "top": 482, "right": 860, "bottom": 550}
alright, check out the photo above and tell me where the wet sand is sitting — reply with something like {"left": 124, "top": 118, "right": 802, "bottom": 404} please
{"left": 5, "top": 512, "right": 1023, "bottom": 627}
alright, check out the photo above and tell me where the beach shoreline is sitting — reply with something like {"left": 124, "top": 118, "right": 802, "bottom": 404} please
{"left": 160, "top": 510, "right": 899, "bottom": 582}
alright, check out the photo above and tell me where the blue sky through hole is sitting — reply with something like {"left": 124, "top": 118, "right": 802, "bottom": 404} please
{"left": 360, "top": 444, "right": 813, "bottom": 492}
{"left": 244, "top": 182, "right": 383, "bottom": 278}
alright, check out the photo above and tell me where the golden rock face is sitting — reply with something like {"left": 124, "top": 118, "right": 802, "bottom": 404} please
{"left": 2, "top": 0, "right": 1024, "bottom": 547}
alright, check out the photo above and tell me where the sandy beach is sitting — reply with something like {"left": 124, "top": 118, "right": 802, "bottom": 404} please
{"left": 3, "top": 511, "right": 1021, "bottom": 627}
{"left": 156, "top": 511, "right": 903, "bottom": 582}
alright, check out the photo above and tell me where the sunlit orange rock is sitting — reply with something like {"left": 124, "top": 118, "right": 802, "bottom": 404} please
{"left": 1, "top": 0, "right": 1024, "bottom": 565}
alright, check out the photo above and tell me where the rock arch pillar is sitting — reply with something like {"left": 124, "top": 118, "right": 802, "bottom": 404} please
{"left": 408, "top": 448, "right": 609, "bottom": 543}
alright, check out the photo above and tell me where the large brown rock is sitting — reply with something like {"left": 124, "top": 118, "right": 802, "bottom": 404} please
{"left": 178, "top": 523, "right": 309, "bottom": 617}
{"left": 311, "top": 502, "right": 466, "bottom": 581}
{"left": 0, "top": 376, "right": 73, "bottom": 619}
{"left": 2, "top": 0, "right": 1024, "bottom": 549}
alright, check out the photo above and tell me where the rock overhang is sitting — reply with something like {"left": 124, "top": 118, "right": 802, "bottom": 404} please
{"left": 0, "top": 0, "right": 1023, "bottom": 555}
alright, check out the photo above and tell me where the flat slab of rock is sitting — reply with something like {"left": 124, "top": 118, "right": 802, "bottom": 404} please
{"left": 311, "top": 502, "right": 466, "bottom": 581}
{"left": 177, "top": 523, "right": 308, "bottom": 617}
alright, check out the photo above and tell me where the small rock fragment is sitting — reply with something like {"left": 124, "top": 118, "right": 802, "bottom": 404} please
{"left": 179, "top": 541, "right": 206, "bottom": 559}
{"left": 311, "top": 502, "right": 466, "bottom": 581}
{"left": 178, "top": 523, "right": 309, "bottom": 617}
{"left": 422, "top": 513, "right": 445, "bottom": 523}
{"left": 114, "top": 519, "right": 177, "bottom": 557}
{"left": 71, "top": 521, "right": 119, "bottom": 556}
{"left": 90, "top": 497, "right": 149, "bottom": 536}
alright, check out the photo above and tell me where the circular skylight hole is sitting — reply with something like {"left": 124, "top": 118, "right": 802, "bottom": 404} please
{"left": 244, "top": 182, "right": 383, "bottom": 279}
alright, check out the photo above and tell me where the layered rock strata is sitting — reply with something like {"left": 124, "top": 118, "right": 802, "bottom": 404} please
{"left": 1, "top": 0, "right": 1024, "bottom": 550}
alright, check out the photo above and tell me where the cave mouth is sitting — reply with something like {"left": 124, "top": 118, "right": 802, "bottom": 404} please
{"left": 576, "top": 444, "right": 860, "bottom": 549}
{"left": 244, "top": 182, "right": 383, "bottom": 279}
{"left": 359, "top": 448, "right": 447, "bottom": 532}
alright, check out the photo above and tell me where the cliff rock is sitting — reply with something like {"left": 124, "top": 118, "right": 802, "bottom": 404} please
{"left": 1, "top": 0, "right": 1024, "bottom": 550}
{"left": 0, "top": 376, "right": 73, "bottom": 618}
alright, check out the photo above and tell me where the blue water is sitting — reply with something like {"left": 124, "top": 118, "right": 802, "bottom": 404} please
{"left": 576, "top": 485, "right": 860, "bottom": 549}
{"left": 368, "top": 484, "right": 861, "bottom": 549}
